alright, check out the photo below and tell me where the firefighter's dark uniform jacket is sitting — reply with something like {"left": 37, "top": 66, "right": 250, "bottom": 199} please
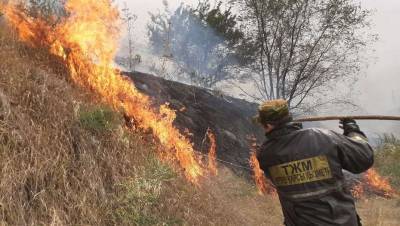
{"left": 257, "top": 123, "right": 374, "bottom": 226}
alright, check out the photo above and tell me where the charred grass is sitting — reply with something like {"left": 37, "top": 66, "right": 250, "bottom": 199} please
{"left": 0, "top": 24, "right": 283, "bottom": 225}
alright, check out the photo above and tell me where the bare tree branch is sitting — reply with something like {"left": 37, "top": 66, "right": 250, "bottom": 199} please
{"left": 235, "top": 0, "right": 374, "bottom": 113}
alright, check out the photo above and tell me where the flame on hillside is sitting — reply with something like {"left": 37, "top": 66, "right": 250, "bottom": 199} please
{"left": 355, "top": 168, "right": 397, "bottom": 198}
{"left": 350, "top": 183, "right": 364, "bottom": 199}
{"left": 206, "top": 128, "right": 218, "bottom": 176}
{"left": 3, "top": 0, "right": 203, "bottom": 183}
{"left": 365, "top": 168, "right": 395, "bottom": 196}
{"left": 249, "top": 151, "right": 269, "bottom": 195}
{"left": 248, "top": 137, "right": 276, "bottom": 195}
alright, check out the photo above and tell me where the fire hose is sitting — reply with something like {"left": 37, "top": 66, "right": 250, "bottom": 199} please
{"left": 294, "top": 115, "right": 400, "bottom": 122}
{"left": 199, "top": 115, "right": 400, "bottom": 171}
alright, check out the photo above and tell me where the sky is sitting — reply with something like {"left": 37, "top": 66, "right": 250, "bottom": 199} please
{"left": 115, "top": 0, "right": 400, "bottom": 137}
{"left": 353, "top": 0, "right": 400, "bottom": 136}
{"left": 357, "top": 0, "right": 400, "bottom": 114}
{"left": 115, "top": 0, "right": 187, "bottom": 47}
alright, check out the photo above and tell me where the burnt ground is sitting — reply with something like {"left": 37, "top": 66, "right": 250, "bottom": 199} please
{"left": 122, "top": 72, "right": 397, "bottom": 198}
{"left": 123, "top": 71, "right": 265, "bottom": 175}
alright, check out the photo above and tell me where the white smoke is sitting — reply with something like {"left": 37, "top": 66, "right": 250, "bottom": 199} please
{"left": 115, "top": 0, "right": 400, "bottom": 139}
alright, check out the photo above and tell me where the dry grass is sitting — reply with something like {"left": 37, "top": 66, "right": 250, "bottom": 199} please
{"left": 374, "top": 135, "right": 400, "bottom": 189}
{"left": 356, "top": 136, "right": 400, "bottom": 225}
{"left": 357, "top": 198, "right": 400, "bottom": 226}
{"left": 2, "top": 20, "right": 398, "bottom": 226}
{"left": 0, "top": 24, "right": 160, "bottom": 225}
{"left": 0, "top": 22, "right": 283, "bottom": 225}
{"left": 158, "top": 168, "right": 283, "bottom": 226}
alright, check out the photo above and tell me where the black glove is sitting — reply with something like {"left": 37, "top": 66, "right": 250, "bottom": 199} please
{"left": 292, "top": 122, "right": 303, "bottom": 129}
{"left": 339, "top": 119, "right": 365, "bottom": 137}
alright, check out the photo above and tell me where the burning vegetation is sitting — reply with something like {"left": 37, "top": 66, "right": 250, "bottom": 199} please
{"left": 248, "top": 137, "right": 276, "bottom": 195}
{"left": 206, "top": 128, "right": 218, "bottom": 176}
{"left": 352, "top": 168, "right": 397, "bottom": 199}
{"left": 0, "top": 3, "right": 285, "bottom": 225}
{"left": 0, "top": 0, "right": 399, "bottom": 224}
{"left": 2, "top": 0, "right": 397, "bottom": 197}
{"left": 3, "top": 0, "right": 204, "bottom": 183}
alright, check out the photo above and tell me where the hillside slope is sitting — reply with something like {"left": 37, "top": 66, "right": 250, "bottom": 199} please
{"left": 124, "top": 71, "right": 264, "bottom": 174}
{"left": 1, "top": 17, "right": 400, "bottom": 226}
{"left": 0, "top": 19, "right": 284, "bottom": 226}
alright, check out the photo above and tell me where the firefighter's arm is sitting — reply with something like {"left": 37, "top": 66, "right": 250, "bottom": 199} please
{"left": 334, "top": 119, "right": 374, "bottom": 174}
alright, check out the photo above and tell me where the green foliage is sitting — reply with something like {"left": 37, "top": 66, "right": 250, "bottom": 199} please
{"left": 79, "top": 106, "right": 118, "bottom": 134}
{"left": 114, "top": 155, "right": 177, "bottom": 225}
{"left": 375, "top": 134, "right": 400, "bottom": 189}
{"left": 196, "top": 1, "right": 244, "bottom": 48}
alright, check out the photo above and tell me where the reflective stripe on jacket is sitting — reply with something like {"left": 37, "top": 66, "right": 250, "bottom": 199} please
{"left": 257, "top": 123, "right": 374, "bottom": 226}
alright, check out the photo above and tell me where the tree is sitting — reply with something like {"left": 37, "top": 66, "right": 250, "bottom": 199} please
{"left": 147, "top": 1, "right": 247, "bottom": 88}
{"left": 234, "top": 0, "right": 375, "bottom": 111}
{"left": 120, "top": 2, "right": 140, "bottom": 72}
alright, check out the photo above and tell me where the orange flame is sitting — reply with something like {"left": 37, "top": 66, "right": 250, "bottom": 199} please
{"left": 248, "top": 137, "right": 276, "bottom": 195}
{"left": 350, "top": 183, "right": 364, "bottom": 199}
{"left": 363, "top": 168, "right": 396, "bottom": 197}
{"left": 206, "top": 128, "right": 218, "bottom": 176}
{"left": 3, "top": 0, "right": 203, "bottom": 183}
{"left": 351, "top": 168, "right": 396, "bottom": 199}
{"left": 249, "top": 151, "right": 268, "bottom": 195}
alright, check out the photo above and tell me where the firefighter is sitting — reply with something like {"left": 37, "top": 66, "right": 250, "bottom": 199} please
{"left": 254, "top": 99, "right": 374, "bottom": 226}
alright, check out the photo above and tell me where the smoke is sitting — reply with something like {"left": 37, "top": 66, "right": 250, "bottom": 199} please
{"left": 300, "top": 0, "right": 400, "bottom": 140}
{"left": 351, "top": 0, "right": 400, "bottom": 138}
{"left": 115, "top": 0, "right": 400, "bottom": 139}
{"left": 115, "top": 0, "right": 242, "bottom": 90}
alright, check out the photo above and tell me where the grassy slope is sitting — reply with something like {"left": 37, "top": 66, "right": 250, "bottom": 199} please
{"left": 0, "top": 24, "right": 283, "bottom": 225}
{"left": 356, "top": 136, "right": 400, "bottom": 226}
{"left": 0, "top": 23, "right": 399, "bottom": 225}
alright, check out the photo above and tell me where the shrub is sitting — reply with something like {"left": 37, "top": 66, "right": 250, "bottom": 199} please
{"left": 114, "top": 155, "right": 177, "bottom": 225}
{"left": 374, "top": 134, "right": 400, "bottom": 189}
{"left": 79, "top": 106, "right": 119, "bottom": 133}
